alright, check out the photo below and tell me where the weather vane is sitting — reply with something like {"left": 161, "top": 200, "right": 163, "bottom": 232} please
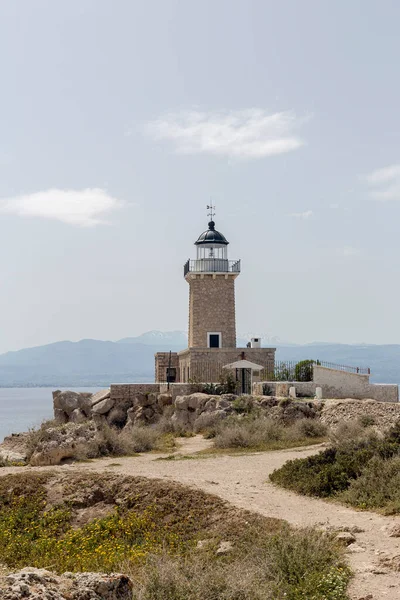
{"left": 206, "top": 204, "right": 215, "bottom": 221}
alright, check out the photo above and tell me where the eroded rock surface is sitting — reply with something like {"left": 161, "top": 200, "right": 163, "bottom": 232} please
{"left": 1, "top": 568, "right": 132, "bottom": 600}
{"left": 320, "top": 399, "right": 400, "bottom": 431}
{"left": 29, "top": 422, "right": 97, "bottom": 466}
{"left": 0, "top": 433, "right": 28, "bottom": 464}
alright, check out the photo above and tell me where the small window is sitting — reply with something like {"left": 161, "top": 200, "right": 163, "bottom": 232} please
{"left": 208, "top": 333, "right": 221, "bottom": 348}
{"left": 166, "top": 367, "right": 176, "bottom": 383}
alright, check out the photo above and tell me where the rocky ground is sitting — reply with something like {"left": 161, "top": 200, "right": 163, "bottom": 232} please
{"left": 2, "top": 395, "right": 400, "bottom": 468}
{"left": 2, "top": 569, "right": 132, "bottom": 600}
{"left": 320, "top": 398, "right": 400, "bottom": 430}
{"left": 2, "top": 395, "right": 400, "bottom": 599}
{"left": 1, "top": 437, "right": 400, "bottom": 599}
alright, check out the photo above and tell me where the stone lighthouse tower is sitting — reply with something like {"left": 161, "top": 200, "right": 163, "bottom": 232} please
{"left": 154, "top": 209, "right": 275, "bottom": 385}
{"left": 185, "top": 216, "right": 240, "bottom": 349}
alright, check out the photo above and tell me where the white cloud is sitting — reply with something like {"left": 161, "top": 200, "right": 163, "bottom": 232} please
{"left": 145, "top": 109, "right": 307, "bottom": 159}
{"left": 364, "top": 163, "right": 400, "bottom": 201}
{"left": 338, "top": 246, "right": 361, "bottom": 257}
{"left": 0, "top": 188, "right": 123, "bottom": 227}
{"left": 288, "top": 210, "right": 313, "bottom": 219}
{"left": 365, "top": 164, "right": 400, "bottom": 185}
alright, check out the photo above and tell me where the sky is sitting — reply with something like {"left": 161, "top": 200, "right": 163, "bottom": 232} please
{"left": 1, "top": 0, "right": 400, "bottom": 353}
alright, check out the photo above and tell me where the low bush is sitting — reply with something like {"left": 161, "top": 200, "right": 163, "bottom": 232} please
{"left": 129, "top": 527, "right": 349, "bottom": 600}
{"left": 340, "top": 455, "right": 400, "bottom": 514}
{"left": 291, "top": 418, "right": 327, "bottom": 439}
{"left": 213, "top": 416, "right": 326, "bottom": 451}
{"left": 270, "top": 420, "right": 400, "bottom": 512}
{"left": 25, "top": 419, "right": 60, "bottom": 460}
{"left": 193, "top": 412, "right": 223, "bottom": 436}
{"left": 25, "top": 419, "right": 176, "bottom": 464}
{"left": 201, "top": 372, "right": 238, "bottom": 395}
{"left": 0, "top": 456, "right": 9, "bottom": 468}
{"left": 95, "top": 424, "right": 175, "bottom": 455}
{"left": 294, "top": 359, "right": 315, "bottom": 382}
{"left": 358, "top": 414, "right": 376, "bottom": 428}
{"left": 231, "top": 395, "right": 257, "bottom": 414}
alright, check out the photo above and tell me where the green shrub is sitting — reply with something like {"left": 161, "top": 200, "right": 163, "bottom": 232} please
{"left": 339, "top": 455, "right": 400, "bottom": 513}
{"left": 262, "top": 383, "right": 273, "bottom": 396}
{"left": 294, "top": 360, "right": 315, "bottom": 382}
{"left": 232, "top": 395, "right": 256, "bottom": 414}
{"left": 358, "top": 414, "right": 376, "bottom": 428}
{"left": 202, "top": 372, "right": 238, "bottom": 395}
{"left": 270, "top": 420, "right": 400, "bottom": 510}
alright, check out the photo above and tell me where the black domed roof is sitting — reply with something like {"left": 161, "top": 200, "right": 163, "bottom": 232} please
{"left": 195, "top": 221, "right": 229, "bottom": 245}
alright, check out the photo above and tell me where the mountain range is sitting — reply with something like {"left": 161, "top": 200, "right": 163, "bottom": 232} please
{"left": 0, "top": 330, "right": 399, "bottom": 387}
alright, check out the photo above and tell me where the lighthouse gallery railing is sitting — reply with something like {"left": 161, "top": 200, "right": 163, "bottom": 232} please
{"left": 184, "top": 259, "right": 241, "bottom": 276}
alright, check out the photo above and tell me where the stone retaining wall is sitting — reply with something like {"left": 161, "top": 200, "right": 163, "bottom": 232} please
{"left": 254, "top": 367, "right": 399, "bottom": 403}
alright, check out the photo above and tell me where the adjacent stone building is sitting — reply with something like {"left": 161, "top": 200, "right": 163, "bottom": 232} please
{"left": 155, "top": 215, "right": 276, "bottom": 390}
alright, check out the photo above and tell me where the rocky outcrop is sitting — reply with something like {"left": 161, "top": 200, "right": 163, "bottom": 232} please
{"left": 172, "top": 393, "right": 321, "bottom": 429}
{"left": 29, "top": 422, "right": 98, "bottom": 466}
{"left": 2, "top": 568, "right": 132, "bottom": 600}
{"left": 0, "top": 432, "right": 28, "bottom": 464}
{"left": 173, "top": 393, "right": 235, "bottom": 428}
{"left": 53, "top": 389, "right": 113, "bottom": 423}
{"left": 320, "top": 399, "right": 400, "bottom": 431}
{"left": 53, "top": 390, "right": 173, "bottom": 431}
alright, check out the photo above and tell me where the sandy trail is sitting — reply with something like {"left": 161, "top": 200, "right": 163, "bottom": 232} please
{"left": 2, "top": 436, "right": 400, "bottom": 599}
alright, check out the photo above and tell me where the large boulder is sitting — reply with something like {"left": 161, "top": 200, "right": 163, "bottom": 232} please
{"left": 0, "top": 432, "right": 28, "bottom": 463}
{"left": 134, "top": 393, "right": 157, "bottom": 407}
{"left": 29, "top": 423, "right": 97, "bottom": 466}
{"left": 2, "top": 568, "right": 133, "bottom": 600}
{"left": 92, "top": 397, "right": 115, "bottom": 415}
{"left": 157, "top": 393, "right": 172, "bottom": 408}
{"left": 173, "top": 393, "right": 233, "bottom": 427}
{"left": 53, "top": 391, "right": 82, "bottom": 416}
{"left": 90, "top": 389, "right": 111, "bottom": 406}
{"left": 70, "top": 408, "right": 87, "bottom": 424}
{"left": 54, "top": 408, "right": 68, "bottom": 424}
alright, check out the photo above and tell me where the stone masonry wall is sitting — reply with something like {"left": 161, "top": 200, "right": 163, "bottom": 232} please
{"left": 159, "top": 382, "right": 201, "bottom": 399}
{"left": 187, "top": 274, "right": 237, "bottom": 348}
{"left": 154, "top": 352, "right": 180, "bottom": 383}
{"left": 254, "top": 367, "right": 399, "bottom": 402}
{"left": 110, "top": 384, "right": 161, "bottom": 402}
{"left": 313, "top": 366, "right": 398, "bottom": 402}
{"left": 179, "top": 347, "right": 276, "bottom": 383}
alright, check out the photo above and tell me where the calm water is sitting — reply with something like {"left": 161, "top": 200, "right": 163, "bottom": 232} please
{"left": 0, "top": 387, "right": 101, "bottom": 442}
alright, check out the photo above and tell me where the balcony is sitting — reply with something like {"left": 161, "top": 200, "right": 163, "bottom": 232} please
{"left": 184, "top": 258, "right": 241, "bottom": 277}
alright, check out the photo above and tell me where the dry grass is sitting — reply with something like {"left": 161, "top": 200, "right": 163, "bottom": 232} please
{"left": 212, "top": 416, "right": 327, "bottom": 451}
{"left": 0, "top": 472, "right": 350, "bottom": 599}
{"left": 24, "top": 420, "right": 177, "bottom": 464}
{"left": 25, "top": 418, "right": 60, "bottom": 460}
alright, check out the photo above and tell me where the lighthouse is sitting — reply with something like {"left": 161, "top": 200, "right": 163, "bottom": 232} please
{"left": 155, "top": 208, "right": 275, "bottom": 388}
{"left": 185, "top": 214, "right": 240, "bottom": 349}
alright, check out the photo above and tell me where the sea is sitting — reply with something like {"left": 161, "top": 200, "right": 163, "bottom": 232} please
{"left": 0, "top": 387, "right": 102, "bottom": 442}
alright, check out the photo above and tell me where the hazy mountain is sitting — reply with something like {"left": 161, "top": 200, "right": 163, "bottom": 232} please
{"left": 0, "top": 332, "right": 399, "bottom": 387}
{"left": 0, "top": 339, "right": 156, "bottom": 387}
{"left": 117, "top": 330, "right": 188, "bottom": 348}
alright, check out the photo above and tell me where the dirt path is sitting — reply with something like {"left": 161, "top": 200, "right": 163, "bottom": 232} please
{"left": 2, "top": 437, "right": 400, "bottom": 599}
